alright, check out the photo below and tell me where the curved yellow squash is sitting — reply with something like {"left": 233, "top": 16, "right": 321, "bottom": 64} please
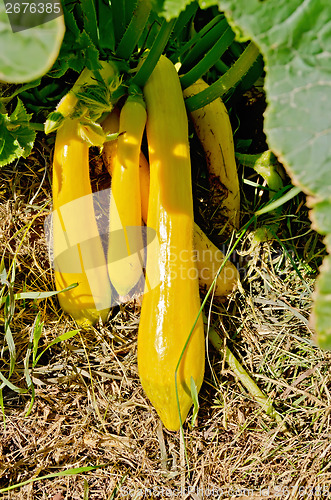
{"left": 102, "top": 106, "right": 120, "bottom": 175}
{"left": 52, "top": 118, "right": 112, "bottom": 325}
{"left": 135, "top": 150, "right": 239, "bottom": 298}
{"left": 107, "top": 97, "right": 146, "bottom": 297}
{"left": 183, "top": 79, "right": 240, "bottom": 229}
{"left": 138, "top": 55, "right": 205, "bottom": 431}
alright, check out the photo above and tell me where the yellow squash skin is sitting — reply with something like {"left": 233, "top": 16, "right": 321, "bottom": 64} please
{"left": 137, "top": 150, "right": 239, "bottom": 298}
{"left": 138, "top": 55, "right": 205, "bottom": 431}
{"left": 193, "top": 223, "right": 239, "bottom": 297}
{"left": 102, "top": 106, "right": 148, "bottom": 213}
{"left": 103, "top": 125, "right": 239, "bottom": 300}
{"left": 183, "top": 79, "right": 240, "bottom": 229}
{"left": 102, "top": 106, "right": 120, "bottom": 175}
{"left": 106, "top": 97, "right": 147, "bottom": 297}
{"left": 137, "top": 151, "right": 150, "bottom": 225}
{"left": 45, "top": 61, "right": 116, "bottom": 135}
{"left": 102, "top": 107, "right": 149, "bottom": 226}
{"left": 52, "top": 118, "right": 112, "bottom": 325}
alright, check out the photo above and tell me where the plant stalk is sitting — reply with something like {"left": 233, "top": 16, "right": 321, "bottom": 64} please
{"left": 180, "top": 17, "right": 229, "bottom": 73}
{"left": 132, "top": 18, "right": 176, "bottom": 88}
{"left": 111, "top": 0, "right": 126, "bottom": 46}
{"left": 115, "top": 0, "right": 152, "bottom": 60}
{"left": 177, "top": 14, "right": 223, "bottom": 61}
{"left": 207, "top": 321, "right": 287, "bottom": 430}
{"left": 185, "top": 42, "right": 260, "bottom": 111}
{"left": 180, "top": 26, "right": 235, "bottom": 89}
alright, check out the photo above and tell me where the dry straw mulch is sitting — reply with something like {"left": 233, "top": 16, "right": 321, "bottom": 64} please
{"left": 0, "top": 141, "right": 330, "bottom": 500}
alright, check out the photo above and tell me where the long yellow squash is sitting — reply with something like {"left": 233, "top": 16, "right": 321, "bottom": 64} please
{"left": 138, "top": 55, "right": 205, "bottom": 431}
{"left": 52, "top": 118, "right": 112, "bottom": 325}
{"left": 102, "top": 111, "right": 239, "bottom": 299}
{"left": 106, "top": 96, "right": 147, "bottom": 297}
{"left": 133, "top": 149, "right": 240, "bottom": 298}
{"left": 102, "top": 106, "right": 120, "bottom": 175}
{"left": 193, "top": 223, "right": 239, "bottom": 297}
{"left": 102, "top": 107, "right": 149, "bottom": 226}
{"left": 183, "top": 79, "right": 240, "bottom": 229}
{"left": 45, "top": 61, "right": 117, "bottom": 135}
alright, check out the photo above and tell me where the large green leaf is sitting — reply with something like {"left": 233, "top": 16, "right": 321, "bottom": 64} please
{"left": 0, "top": 98, "right": 35, "bottom": 166}
{"left": 158, "top": 0, "right": 331, "bottom": 348}
{"left": 0, "top": 0, "right": 65, "bottom": 83}
{"left": 199, "top": 0, "right": 331, "bottom": 349}
{"left": 151, "top": 0, "right": 197, "bottom": 20}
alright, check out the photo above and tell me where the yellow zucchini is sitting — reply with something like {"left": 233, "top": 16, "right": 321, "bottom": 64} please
{"left": 193, "top": 223, "right": 239, "bottom": 296}
{"left": 102, "top": 106, "right": 120, "bottom": 175}
{"left": 138, "top": 55, "right": 205, "bottom": 431}
{"left": 102, "top": 107, "right": 149, "bottom": 225}
{"left": 45, "top": 61, "right": 116, "bottom": 135}
{"left": 183, "top": 79, "right": 240, "bottom": 229}
{"left": 138, "top": 151, "right": 150, "bottom": 225}
{"left": 107, "top": 96, "right": 147, "bottom": 297}
{"left": 52, "top": 118, "right": 112, "bottom": 325}
{"left": 136, "top": 150, "right": 239, "bottom": 297}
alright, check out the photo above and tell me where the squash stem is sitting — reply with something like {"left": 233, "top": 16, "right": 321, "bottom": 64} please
{"left": 132, "top": 18, "right": 176, "bottom": 88}
{"left": 171, "top": 1, "right": 199, "bottom": 51}
{"left": 185, "top": 41, "right": 260, "bottom": 111}
{"left": 179, "top": 17, "right": 230, "bottom": 73}
{"left": 177, "top": 14, "right": 223, "bottom": 61}
{"left": 111, "top": 0, "right": 126, "bottom": 46}
{"left": 115, "top": 0, "right": 152, "bottom": 60}
{"left": 180, "top": 26, "right": 235, "bottom": 89}
{"left": 124, "top": 0, "right": 138, "bottom": 28}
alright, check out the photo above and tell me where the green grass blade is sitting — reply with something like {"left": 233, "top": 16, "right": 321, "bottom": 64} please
{"left": 108, "top": 474, "right": 128, "bottom": 500}
{"left": 190, "top": 376, "right": 199, "bottom": 427}
{"left": 33, "top": 329, "right": 80, "bottom": 368}
{"left": 255, "top": 186, "right": 301, "bottom": 216}
{"left": 32, "top": 313, "right": 43, "bottom": 365}
{"left": 0, "top": 389, "right": 5, "bottom": 430}
{"left": 4, "top": 314, "right": 16, "bottom": 377}
{"left": 83, "top": 478, "right": 89, "bottom": 499}
{"left": 0, "top": 371, "right": 28, "bottom": 393}
{"left": 24, "top": 319, "right": 34, "bottom": 390}
{"left": 25, "top": 384, "right": 35, "bottom": 418}
{"left": 14, "top": 282, "right": 78, "bottom": 301}
{"left": 0, "top": 465, "right": 106, "bottom": 493}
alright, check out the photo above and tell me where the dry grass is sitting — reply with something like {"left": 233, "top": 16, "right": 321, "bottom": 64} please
{"left": 0, "top": 135, "right": 331, "bottom": 500}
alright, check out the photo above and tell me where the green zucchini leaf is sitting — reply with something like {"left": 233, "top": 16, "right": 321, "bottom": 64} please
{"left": 0, "top": 0, "right": 65, "bottom": 83}
{"left": 197, "top": 0, "right": 331, "bottom": 349}
{"left": 0, "top": 98, "right": 36, "bottom": 167}
{"left": 151, "top": 0, "right": 197, "bottom": 20}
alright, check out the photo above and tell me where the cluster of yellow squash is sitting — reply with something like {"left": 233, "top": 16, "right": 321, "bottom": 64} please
{"left": 50, "top": 55, "right": 240, "bottom": 431}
